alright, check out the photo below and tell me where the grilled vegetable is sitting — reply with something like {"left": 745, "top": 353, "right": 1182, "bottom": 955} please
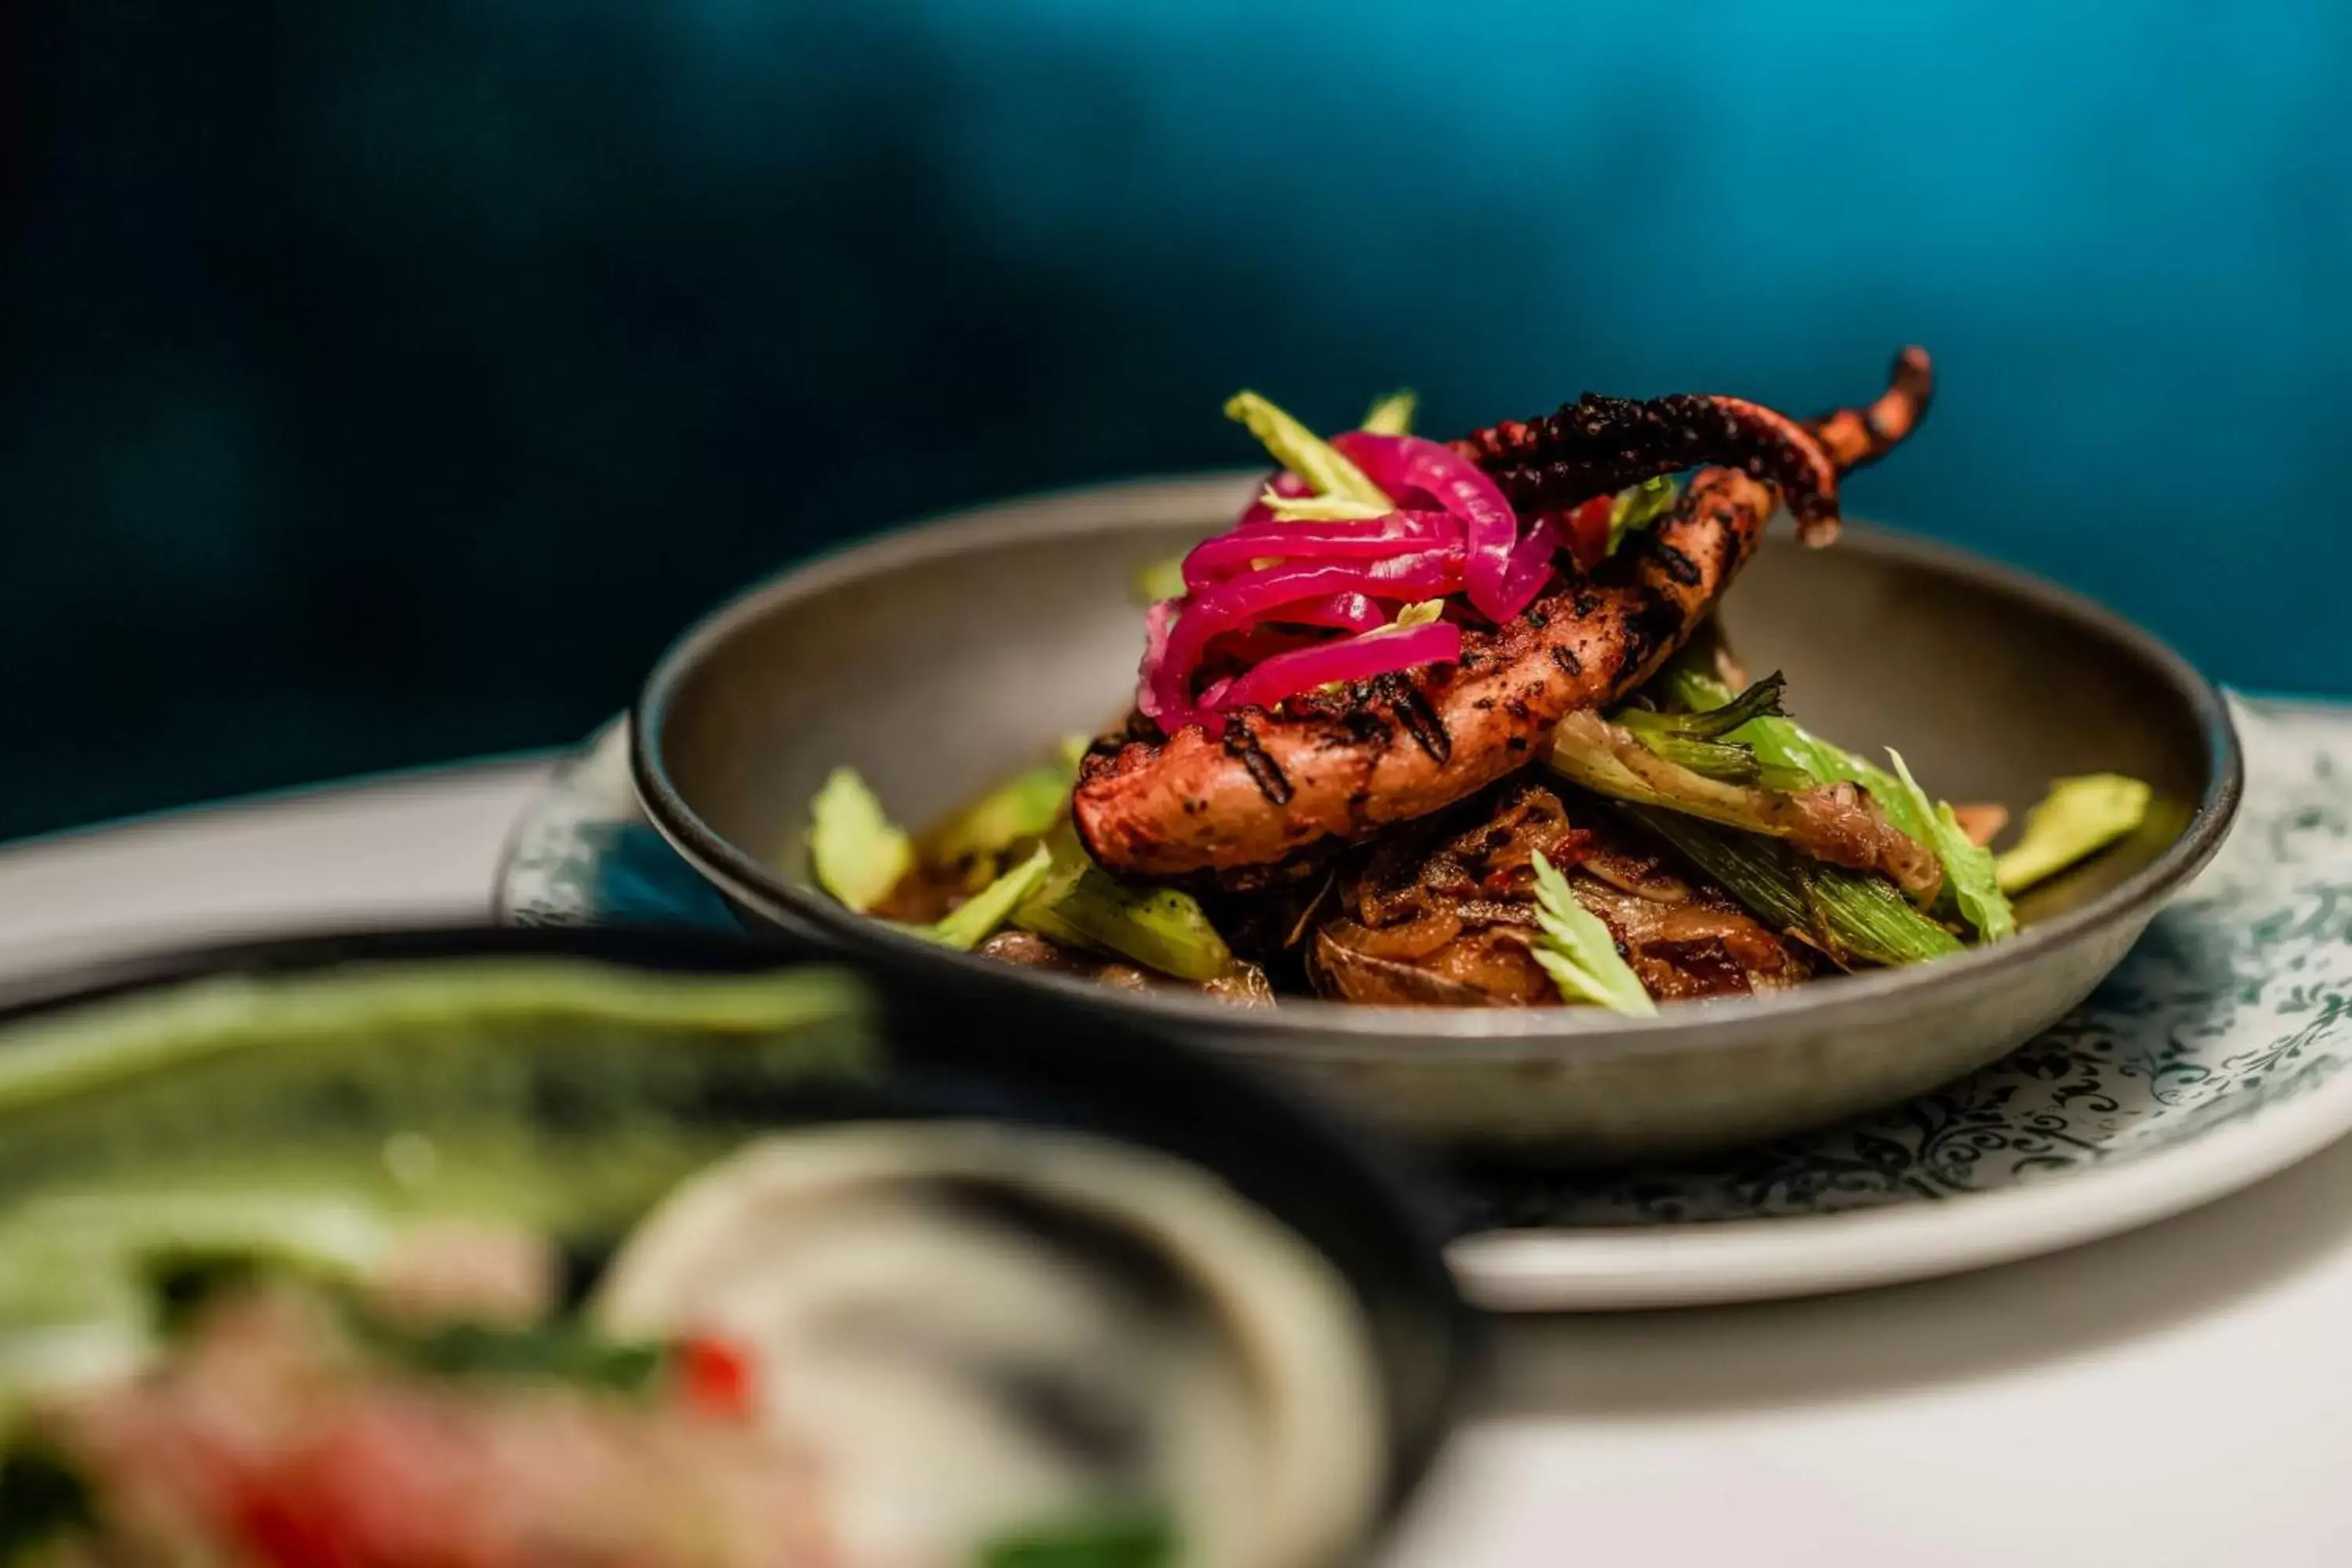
{"left": 1663, "top": 659, "right": 2016, "bottom": 941}
{"left": 1620, "top": 807, "right": 1963, "bottom": 968}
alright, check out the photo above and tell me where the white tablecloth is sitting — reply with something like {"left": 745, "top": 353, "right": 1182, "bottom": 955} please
{"left": 3, "top": 762, "right": 2348, "bottom": 1566}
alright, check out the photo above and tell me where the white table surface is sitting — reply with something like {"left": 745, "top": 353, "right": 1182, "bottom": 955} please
{"left": 3, "top": 760, "right": 2350, "bottom": 1567}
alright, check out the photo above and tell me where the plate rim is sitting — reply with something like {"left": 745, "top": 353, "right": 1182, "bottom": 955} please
{"left": 1446, "top": 1027, "right": 2352, "bottom": 1310}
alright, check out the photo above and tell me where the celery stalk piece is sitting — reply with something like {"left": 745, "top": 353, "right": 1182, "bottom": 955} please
{"left": 1887, "top": 751, "right": 2016, "bottom": 942}
{"left": 1013, "top": 826, "right": 1233, "bottom": 982}
{"left": 1133, "top": 555, "right": 1187, "bottom": 604}
{"left": 1359, "top": 388, "right": 1417, "bottom": 436}
{"left": 1995, "top": 775, "right": 2153, "bottom": 893}
{"left": 1257, "top": 489, "right": 1392, "bottom": 522}
{"left": 926, "top": 766, "right": 1069, "bottom": 869}
{"left": 1606, "top": 476, "right": 1680, "bottom": 555}
{"left": 806, "top": 768, "right": 914, "bottom": 913}
{"left": 1621, "top": 807, "right": 1963, "bottom": 967}
{"left": 1528, "top": 851, "right": 1655, "bottom": 1016}
{"left": 1361, "top": 600, "right": 1446, "bottom": 638}
{"left": 920, "top": 847, "right": 1054, "bottom": 951}
{"left": 1223, "top": 391, "right": 1391, "bottom": 508}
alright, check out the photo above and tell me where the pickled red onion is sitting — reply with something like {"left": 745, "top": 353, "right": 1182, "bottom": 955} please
{"left": 1144, "top": 555, "right": 1466, "bottom": 735}
{"left": 1142, "top": 412, "right": 1567, "bottom": 735}
{"left": 1215, "top": 621, "right": 1463, "bottom": 713}
{"left": 1181, "top": 511, "right": 1458, "bottom": 590}
{"left": 1281, "top": 592, "right": 1385, "bottom": 631}
{"left": 1136, "top": 598, "right": 1188, "bottom": 728}
{"left": 1331, "top": 431, "right": 1525, "bottom": 621}
{"left": 1491, "top": 509, "right": 1564, "bottom": 619}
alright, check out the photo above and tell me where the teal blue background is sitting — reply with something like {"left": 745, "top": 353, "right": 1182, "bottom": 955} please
{"left": 2, "top": 2, "right": 2346, "bottom": 839}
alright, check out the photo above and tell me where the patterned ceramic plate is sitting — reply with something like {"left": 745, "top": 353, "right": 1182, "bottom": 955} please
{"left": 495, "top": 696, "right": 2352, "bottom": 1310}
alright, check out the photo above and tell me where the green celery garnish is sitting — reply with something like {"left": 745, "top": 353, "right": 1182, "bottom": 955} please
{"left": 1360, "top": 388, "right": 1417, "bottom": 435}
{"left": 1364, "top": 599, "right": 1446, "bottom": 637}
{"left": 1132, "top": 556, "right": 1186, "bottom": 604}
{"left": 1223, "top": 391, "right": 1391, "bottom": 509}
{"left": 928, "top": 766, "right": 1070, "bottom": 869}
{"left": 1547, "top": 710, "right": 1821, "bottom": 841}
{"left": 1995, "top": 775, "right": 2152, "bottom": 893}
{"left": 1014, "top": 827, "right": 1233, "bottom": 982}
{"left": 920, "top": 847, "right": 1054, "bottom": 951}
{"left": 1257, "top": 488, "right": 1392, "bottom": 522}
{"left": 807, "top": 768, "right": 914, "bottom": 913}
{"left": 1606, "top": 476, "right": 1680, "bottom": 555}
{"left": 1528, "top": 850, "right": 1655, "bottom": 1016}
{"left": 1887, "top": 751, "right": 2016, "bottom": 942}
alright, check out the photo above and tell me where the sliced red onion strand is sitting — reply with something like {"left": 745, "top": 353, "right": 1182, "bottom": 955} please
{"left": 1280, "top": 592, "right": 1385, "bottom": 632}
{"left": 1332, "top": 431, "right": 1526, "bottom": 622}
{"left": 1145, "top": 420, "right": 1566, "bottom": 734}
{"left": 1181, "top": 511, "right": 1458, "bottom": 590}
{"left": 1491, "top": 509, "right": 1563, "bottom": 620}
{"left": 1216, "top": 621, "right": 1464, "bottom": 713}
{"left": 1135, "top": 598, "right": 1189, "bottom": 729}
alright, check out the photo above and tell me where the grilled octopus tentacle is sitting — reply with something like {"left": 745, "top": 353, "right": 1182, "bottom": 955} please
{"left": 1072, "top": 352, "right": 1936, "bottom": 878}
{"left": 1454, "top": 391, "right": 1845, "bottom": 543}
{"left": 1807, "top": 345, "right": 1933, "bottom": 473}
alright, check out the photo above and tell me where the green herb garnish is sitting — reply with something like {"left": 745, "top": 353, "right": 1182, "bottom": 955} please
{"left": 1223, "top": 391, "right": 1391, "bottom": 509}
{"left": 1528, "top": 850, "right": 1655, "bottom": 1016}
{"left": 1359, "top": 388, "right": 1417, "bottom": 435}
{"left": 1606, "top": 476, "right": 1681, "bottom": 555}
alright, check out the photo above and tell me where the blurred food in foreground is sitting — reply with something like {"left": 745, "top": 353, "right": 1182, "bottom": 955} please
{"left": 0, "top": 955, "right": 1386, "bottom": 1567}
